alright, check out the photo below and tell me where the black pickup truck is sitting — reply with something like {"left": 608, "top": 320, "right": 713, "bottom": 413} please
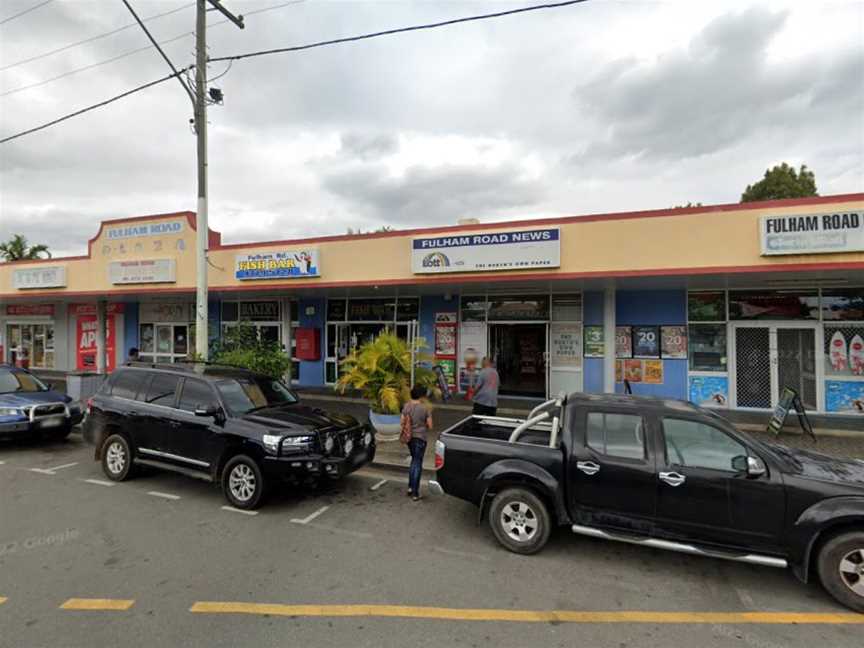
{"left": 431, "top": 393, "right": 864, "bottom": 612}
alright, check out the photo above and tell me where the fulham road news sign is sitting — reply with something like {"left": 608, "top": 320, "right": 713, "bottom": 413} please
{"left": 760, "top": 211, "right": 864, "bottom": 255}
{"left": 412, "top": 228, "right": 560, "bottom": 274}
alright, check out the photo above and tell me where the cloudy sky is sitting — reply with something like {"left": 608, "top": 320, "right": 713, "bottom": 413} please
{"left": 1, "top": 0, "right": 862, "bottom": 256}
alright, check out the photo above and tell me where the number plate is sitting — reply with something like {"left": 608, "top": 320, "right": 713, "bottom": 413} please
{"left": 39, "top": 417, "right": 63, "bottom": 428}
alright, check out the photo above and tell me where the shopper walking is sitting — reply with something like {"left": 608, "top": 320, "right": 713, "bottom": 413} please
{"left": 472, "top": 357, "right": 500, "bottom": 416}
{"left": 401, "top": 384, "right": 433, "bottom": 501}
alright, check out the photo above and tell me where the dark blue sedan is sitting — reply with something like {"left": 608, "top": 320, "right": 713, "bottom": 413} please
{"left": 0, "top": 365, "right": 84, "bottom": 440}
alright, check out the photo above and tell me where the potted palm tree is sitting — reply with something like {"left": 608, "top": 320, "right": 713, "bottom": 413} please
{"left": 336, "top": 331, "right": 440, "bottom": 440}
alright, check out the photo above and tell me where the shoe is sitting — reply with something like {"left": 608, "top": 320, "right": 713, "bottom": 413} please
{"left": 412, "top": 495, "right": 422, "bottom": 502}
{"left": 406, "top": 489, "right": 413, "bottom": 496}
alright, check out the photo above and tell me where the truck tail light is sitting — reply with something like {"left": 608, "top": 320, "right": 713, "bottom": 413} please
{"left": 434, "top": 440, "right": 445, "bottom": 470}
{"left": 86, "top": 398, "right": 93, "bottom": 415}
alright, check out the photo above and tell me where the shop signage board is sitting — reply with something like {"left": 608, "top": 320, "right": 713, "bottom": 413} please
{"left": 6, "top": 304, "right": 55, "bottom": 316}
{"left": 76, "top": 314, "right": 116, "bottom": 372}
{"left": 69, "top": 303, "right": 125, "bottom": 316}
{"left": 661, "top": 325, "right": 688, "bottom": 358}
{"left": 550, "top": 323, "right": 582, "bottom": 369}
{"left": 105, "top": 220, "right": 184, "bottom": 240}
{"left": 140, "top": 302, "right": 190, "bottom": 322}
{"left": 760, "top": 211, "right": 864, "bottom": 255}
{"left": 583, "top": 325, "right": 604, "bottom": 357}
{"left": 13, "top": 266, "right": 66, "bottom": 289}
{"left": 239, "top": 301, "right": 279, "bottom": 320}
{"left": 412, "top": 228, "right": 560, "bottom": 274}
{"left": 235, "top": 250, "right": 320, "bottom": 280}
{"left": 109, "top": 259, "right": 176, "bottom": 284}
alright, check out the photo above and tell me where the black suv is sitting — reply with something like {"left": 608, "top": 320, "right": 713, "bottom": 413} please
{"left": 83, "top": 363, "right": 375, "bottom": 509}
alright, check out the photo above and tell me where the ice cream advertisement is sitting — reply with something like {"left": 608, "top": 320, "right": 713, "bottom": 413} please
{"left": 688, "top": 375, "right": 729, "bottom": 408}
{"left": 826, "top": 381, "right": 864, "bottom": 414}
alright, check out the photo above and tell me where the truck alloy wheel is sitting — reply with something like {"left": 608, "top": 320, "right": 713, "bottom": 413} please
{"left": 818, "top": 531, "right": 864, "bottom": 612}
{"left": 101, "top": 434, "right": 133, "bottom": 482}
{"left": 222, "top": 455, "right": 265, "bottom": 510}
{"left": 488, "top": 488, "right": 551, "bottom": 555}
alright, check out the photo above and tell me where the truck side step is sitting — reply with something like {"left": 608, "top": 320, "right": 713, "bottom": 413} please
{"left": 571, "top": 524, "right": 787, "bottom": 569}
{"left": 134, "top": 458, "right": 214, "bottom": 483}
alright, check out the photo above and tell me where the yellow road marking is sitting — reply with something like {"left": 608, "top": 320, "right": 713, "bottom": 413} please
{"left": 189, "top": 603, "right": 864, "bottom": 624}
{"left": 60, "top": 598, "right": 134, "bottom": 611}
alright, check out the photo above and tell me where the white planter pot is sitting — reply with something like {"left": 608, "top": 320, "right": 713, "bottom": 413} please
{"left": 368, "top": 410, "right": 401, "bottom": 441}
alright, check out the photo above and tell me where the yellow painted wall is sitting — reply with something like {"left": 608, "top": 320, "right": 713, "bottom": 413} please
{"left": 1, "top": 197, "right": 863, "bottom": 299}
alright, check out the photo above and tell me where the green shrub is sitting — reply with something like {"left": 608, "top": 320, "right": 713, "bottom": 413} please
{"left": 211, "top": 321, "right": 292, "bottom": 379}
{"left": 336, "top": 331, "right": 440, "bottom": 414}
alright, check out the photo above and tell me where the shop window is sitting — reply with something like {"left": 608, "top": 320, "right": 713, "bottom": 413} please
{"left": 688, "top": 292, "right": 726, "bottom": 322}
{"left": 822, "top": 289, "right": 864, "bottom": 321}
{"left": 239, "top": 301, "right": 280, "bottom": 321}
{"left": 346, "top": 298, "right": 395, "bottom": 322}
{"left": 586, "top": 412, "right": 645, "bottom": 460}
{"left": 551, "top": 295, "right": 582, "bottom": 322}
{"left": 488, "top": 296, "right": 549, "bottom": 321}
{"left": 221, "top": 302, "right": 239, "bottom": 322}
{"left": 396, "top": 297, "right": 420, "bottom": 322}
{"left": 5, "top": 323, "right": 55, "bottom": 369}
{"left": 460, "top": 296, "right": 486, "bottom": 322}
{"left": 689, "top": 324, "right": 727, "bottom": 372}
{"left": 824, "top": 325, "right": 864, "bottom": 377}
{"left": 729, "top": 290, "right": 818, "bottom": 320}
{"left": 327, "top": 299, "right": 347, "bottom": 322}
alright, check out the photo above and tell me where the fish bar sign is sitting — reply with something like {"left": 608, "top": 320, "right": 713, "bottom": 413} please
{"left": 760, "top": 211, "right": 864, "bottom": 255}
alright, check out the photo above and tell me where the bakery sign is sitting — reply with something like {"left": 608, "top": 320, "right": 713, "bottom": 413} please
{"left": 760, "top": 211, "right": 864, "bottom": 255}
{"left": 13, "top": 266, "right": 66, "bottom": 289}
{"left": 108, "top": 259, "right": 176, "bottom": 284}
{"left": 412, "top": 228, "right": 560, "bottom": 274}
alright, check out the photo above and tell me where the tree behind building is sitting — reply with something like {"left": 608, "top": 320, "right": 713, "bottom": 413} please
{"left": 741, "top": 163, "right": 818, "bottom": 202}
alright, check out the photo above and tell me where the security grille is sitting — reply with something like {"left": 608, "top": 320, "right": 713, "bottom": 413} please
{"left": 735, "top": 328, "right": 772, "bottom": 408}
{"left": 777, "top": 329, "right": 817, "bottom": 410}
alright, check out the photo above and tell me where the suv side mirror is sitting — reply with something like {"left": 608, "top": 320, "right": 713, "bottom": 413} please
{"left": 195, "top": 404, "right": 223, "bottom": 419}
{"left": 746, "top": 455, "right": 767, "bottom": 477}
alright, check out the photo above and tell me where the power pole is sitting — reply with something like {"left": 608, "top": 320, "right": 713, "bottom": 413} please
{"left": 194, "top": 0, "right": 243, "bottom": 360}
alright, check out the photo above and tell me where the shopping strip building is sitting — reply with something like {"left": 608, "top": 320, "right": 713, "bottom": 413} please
{"left": 1, "top": 193, "right": 863, "bottom": 417}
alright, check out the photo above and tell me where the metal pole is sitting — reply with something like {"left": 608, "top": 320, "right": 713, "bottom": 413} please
{"left": 603, "top": 286, "right": 616, "bottom": 393}
{"left": 96, "top": 300, "right": 107, "bottom": 374}
{"left": 194, "top": 0, "right": 209, "bottom": 360}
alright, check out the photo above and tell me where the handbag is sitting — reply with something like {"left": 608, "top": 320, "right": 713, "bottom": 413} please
{"left": 399, "top": 405, "right": 413, "bottom": 445}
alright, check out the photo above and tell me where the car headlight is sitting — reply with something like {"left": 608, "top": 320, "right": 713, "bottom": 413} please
{"left": 262, "top": 434, "right": 284, "bottom": 455}
{"left": 363, "top": 432, "right": 373, "bottom": 447}
{"left": 0, "top": 407, "right": 22, "bottom": 417}
{"left": 281, "top": 435, "right": 315, "bottom": 453}
{"left": 324, "top": 435, "right": 335, "bottom": 454}
{"left": 344, "top": 438, "right": 354, "bottom": 455}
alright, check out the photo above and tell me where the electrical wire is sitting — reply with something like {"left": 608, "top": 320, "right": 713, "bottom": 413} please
{"left": 207, "top": 59, "right": 233, "bottom": 83}
{"left": 121, "top": 0, "right": 195, "bottom": 104}
{"left": 0, "top": 0, "right": 54, "bottom": 27}
{"left": 0, "top": 2, "right": 193, "bottom": 72}
{"left": 210, "top": 0, "right": 589, "bottom": 63}
{"left": 0, "top": 69, "right": 190, "bottom": 144}
{"left": 0, "top": 0, "right": 306, "bottom": 96}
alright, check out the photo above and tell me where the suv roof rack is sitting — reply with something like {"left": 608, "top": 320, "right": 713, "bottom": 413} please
{"left": 122, "top": 360, "right": 253, "bottom": 374}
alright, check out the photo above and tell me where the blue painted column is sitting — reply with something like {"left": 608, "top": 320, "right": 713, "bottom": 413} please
{"left": 298, "top": 297, "right": 325, "bottom": 386}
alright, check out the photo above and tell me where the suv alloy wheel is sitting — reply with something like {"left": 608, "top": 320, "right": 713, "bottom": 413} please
{"left": 101, "top": 434, "right": 134, "bottom": 481}
{"left": 222, "top": 454, "right": 266, "bottom": 510}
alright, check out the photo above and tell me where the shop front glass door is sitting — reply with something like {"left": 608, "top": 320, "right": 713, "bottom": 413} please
{"left": 489, "top": 323, "right": 547, "bottom": 397}
{"left": 734, "top": 324, "right": 819, "bottom": 410}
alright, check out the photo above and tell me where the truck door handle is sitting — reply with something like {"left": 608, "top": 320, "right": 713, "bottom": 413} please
{"left": 577, "top": 461, "right": 600, "bottom": 476}
{"left": 659, "top": 471, "right": 686, "bottom": 487}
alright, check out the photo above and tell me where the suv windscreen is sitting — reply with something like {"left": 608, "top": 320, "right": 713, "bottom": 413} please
{"left": 0, "top": 369, "right": 47, "bottom": 394}
{"left": 215, "top": 376, "right": 298, "bottom": 415}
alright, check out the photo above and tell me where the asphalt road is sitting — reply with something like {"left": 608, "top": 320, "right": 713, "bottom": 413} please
{"left": 1, "top": 434, "right": 862, "bottom": 648}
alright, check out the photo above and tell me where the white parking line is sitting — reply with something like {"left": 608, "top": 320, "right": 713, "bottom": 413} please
{"left": 300, "top": 522, "right": 373, "bottom": 539}
{"left": 147, "top": 491, "right": 181, "bottom": 500}
{"left": 290, "top": 505, "right": 330, "bottom": 525}
{"left": 369, "top": 479, "right": 388, "bottom": 491}
{"left": 83, "top": 478, "right": 116, "bottom": 487}
{"left": 433, "top": 547, "right": 491, "bottom": 562}
{"left": 30, "top": 461, "right": 79, "bottom": 475}
{"left": 221, "top": 506, "right": 258, "bottom": 516}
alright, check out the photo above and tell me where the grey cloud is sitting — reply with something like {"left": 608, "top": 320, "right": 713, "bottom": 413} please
{"left": 321, "top": 162, "right": 545, "bottom": 226}
{"left": 339, "top": 132, "right": 398, "bottom": 160}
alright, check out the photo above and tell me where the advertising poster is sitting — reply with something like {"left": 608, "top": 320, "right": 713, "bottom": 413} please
{"left": 458, "top": 321, "right": 486, "bottom": 393}
{"left": 550, "top": 323, "right": 582, "bottom": 368}
{"left": 434, "top": 312, "right": 458, "bottom": 389}
{"left": 235, "top": 249, "right": 320, "bottom": 280}
{"left": 643, "top": 360, "right": 664, "bottom": 384}
{"left": 584, "top": 325, "right": 604, "bottom": 357}
{"left": 825, "top": 381, "right": 864, "bottom": 414}
{"left": 76, "top": 315, "right": 116, "bottom": 372}
{"left": 661, "top": 326, "right": 688, "bottom": 359}
{"left": 688, "top": 375, "right": 729, "bottom": 408}
{"left": 615, "top": 359, "right": 623, "bottom": 383}
{"left": 632, "top": 326, "right": 660, "bottom": 358}
{"left": 624, "top": 359, "right": 643, "bottom": 383}
{"left": 615, "top": 326, "right": 632, "bottom": 358}
{"left": 412, "top": 228, "right": 560, "bottom": 274}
